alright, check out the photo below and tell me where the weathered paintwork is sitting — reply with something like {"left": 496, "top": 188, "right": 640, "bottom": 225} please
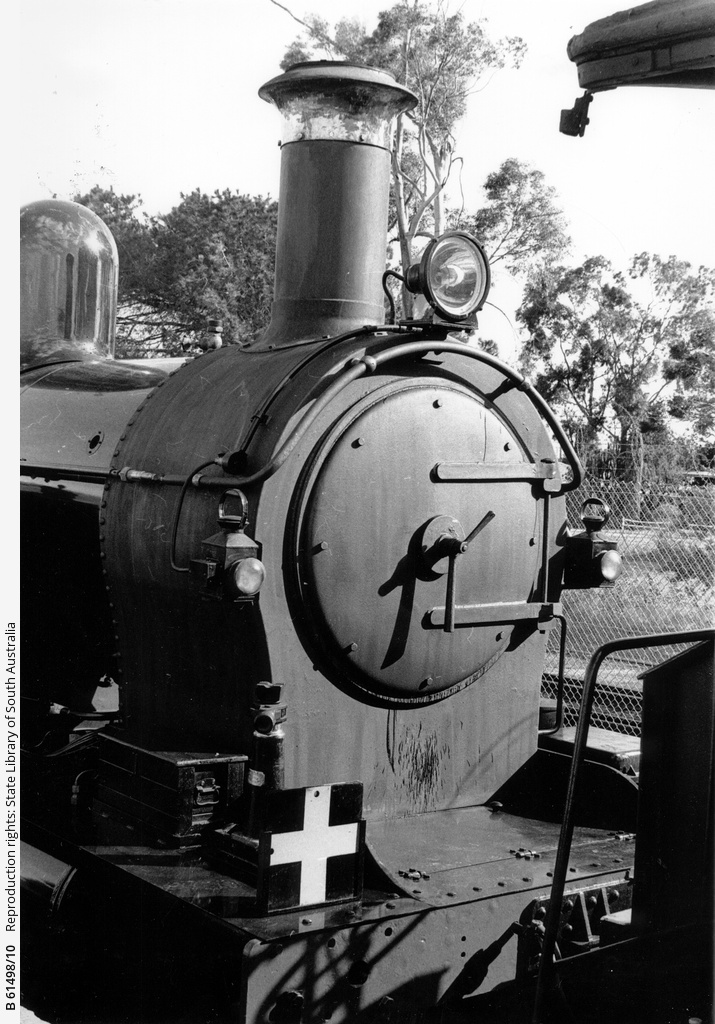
{"left": 292, "top": 381, "right": 542, "bottom": 699}
{"left": 21, "top": 359, "right": 175, "bottom": 478}
{"left": 43, "top": 817, "right": 631, "bottom": 1020}
{"left": 567, "top": 0, "right": 715, "bottom": 92}
{"left": 100, "top": 332, "right": 568, "bottom": 839}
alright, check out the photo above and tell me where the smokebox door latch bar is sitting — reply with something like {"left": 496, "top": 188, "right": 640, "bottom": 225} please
{"left": 434, "top": 461, "right": 563, "bottom": 492}
{"left": 427, "top": 601, "right": 562, "bottom": 629}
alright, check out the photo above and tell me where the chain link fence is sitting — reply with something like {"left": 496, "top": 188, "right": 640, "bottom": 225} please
{"left": 543, "top": 480, "right": 715, "bottom": 735}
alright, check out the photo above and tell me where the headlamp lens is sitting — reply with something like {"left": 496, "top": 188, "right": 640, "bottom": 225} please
{"left": 430, "top": 236, "right": 487, "bottom": 316}
{"left": 406, "top": 232, "right": 490, "bottom": 321}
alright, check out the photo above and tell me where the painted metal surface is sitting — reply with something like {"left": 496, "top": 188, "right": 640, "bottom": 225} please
{"left": 567, "top": 0, "right": 715, "bottom": 91}
{"left": 292, "top": 380, "right": 541, "bottom": 700}
{"left": 21, "top": 358, "right": 173, "bottom": 479}
{"left": 20, "top": 357, "right": 176, "bottom": 728}
{"left": 633, "top": 637, "right": 714, "bottom": 932}
{"left": 79, "top": 820, "right": 633, "bottom": 943}
{"left": 19, "top": 842, "right": 76, "bottom": 913}
{"left": 259, "top": 140, "right": 394, "bottom": 345}
{"left": 59, "top": 825, "right": 629, "bottom": 1020}
{"left": 367, "top": 806, "right": 636, "bottom": 907}
{"left": 101, "top": 333, "right": 567, "bottom": 827}
{"left": 238, "top": 875, "right": 640, "bottom": 1022}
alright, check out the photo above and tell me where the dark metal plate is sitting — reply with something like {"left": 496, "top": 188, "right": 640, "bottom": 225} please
{"left": 294, "top": 381, "right": 542, "bottom": 702}
{"left": 367, "top": 806, "right": 635, "bottom": 907}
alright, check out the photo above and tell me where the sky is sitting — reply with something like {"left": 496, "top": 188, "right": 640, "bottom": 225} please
{"left": 10, "top": 0, "right": 715, "bottom": 353}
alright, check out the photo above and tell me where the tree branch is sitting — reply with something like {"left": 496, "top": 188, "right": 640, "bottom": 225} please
{"left": 269, "top": 0, "right": 334, "bottom": 43}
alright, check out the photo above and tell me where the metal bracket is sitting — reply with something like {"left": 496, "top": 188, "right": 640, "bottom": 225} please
{"left": 560, "top": 92, "right": 593, "bottom": 137}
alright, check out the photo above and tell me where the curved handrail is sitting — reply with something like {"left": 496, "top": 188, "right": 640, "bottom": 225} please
{"left": 222, "top": 337, "right": 583, "bottom": 493}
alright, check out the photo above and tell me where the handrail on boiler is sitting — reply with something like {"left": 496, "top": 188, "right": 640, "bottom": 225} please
{"left": 220, "top": 336, "right": 584, "bottom": 493}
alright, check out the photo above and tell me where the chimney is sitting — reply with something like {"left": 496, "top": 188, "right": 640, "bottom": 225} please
{"left": 256, "top": 62, "right": 416, "bottom": 348}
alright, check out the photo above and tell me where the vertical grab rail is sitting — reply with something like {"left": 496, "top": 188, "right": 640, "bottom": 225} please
{"left": 531, "top": 627, "right": 715, "bottom": 1024}
{"left": 539, "top": 613, "right": 568, "bottom": 736}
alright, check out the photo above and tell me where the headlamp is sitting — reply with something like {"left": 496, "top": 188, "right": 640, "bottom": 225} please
{"left": 405, "top": 231, "right": 491, "bottom": 322}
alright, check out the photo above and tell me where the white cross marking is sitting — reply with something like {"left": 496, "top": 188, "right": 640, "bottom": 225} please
{"left": 269, "top": 786, "right": 359, "bottom": 906}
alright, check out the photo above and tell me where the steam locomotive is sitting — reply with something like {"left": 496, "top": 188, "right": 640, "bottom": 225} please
{"left": 20, "top": 63, "right": 713, "bottom": 1023}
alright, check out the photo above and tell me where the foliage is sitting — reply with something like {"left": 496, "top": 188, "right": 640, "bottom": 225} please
{"left": 149, "top": 189, "right": 277, "bottom": 349}
{"left": 577, "top": 434, "right": 713, "bottom": 495}
{"left": 275, "top": 0, "right": 525, "bottom": 310}
{"left": 75, "top": 186, "right": 277, "bottom": 355}
{"left": 452, "top": 158, "right": 570, "bottom": 275}
{"left": 517, "top": 253, "right": 715, "bottom": 463}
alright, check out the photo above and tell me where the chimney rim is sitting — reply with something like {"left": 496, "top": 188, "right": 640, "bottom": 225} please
{"left": 259, "top": 60, "right": 418, "bottom": 114}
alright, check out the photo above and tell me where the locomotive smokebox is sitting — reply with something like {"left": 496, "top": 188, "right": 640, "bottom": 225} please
{"left": 257, "top": 62, "right": 417, "bottom": 347}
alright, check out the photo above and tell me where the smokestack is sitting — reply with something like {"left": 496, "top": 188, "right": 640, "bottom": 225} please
{"left": 256, "top": 62, "right": 417, "bottom": 348}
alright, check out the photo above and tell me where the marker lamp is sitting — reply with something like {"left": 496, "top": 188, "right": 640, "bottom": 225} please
{"left": 405, "top": 231, "right": 491, "bottom": 322}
